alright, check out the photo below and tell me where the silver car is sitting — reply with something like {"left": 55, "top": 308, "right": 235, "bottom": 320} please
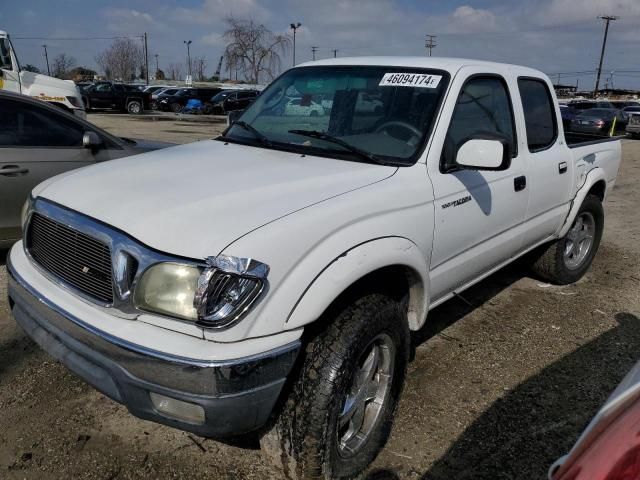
{"left": 0, "top": 91, "right": 172, "bottom": 247}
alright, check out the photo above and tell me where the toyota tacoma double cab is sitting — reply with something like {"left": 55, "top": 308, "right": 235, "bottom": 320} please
{"left": 7, "top": 57, "right": 621, "bottom": 479}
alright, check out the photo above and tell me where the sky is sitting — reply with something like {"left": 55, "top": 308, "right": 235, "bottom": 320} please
{"left": 3, "top": 0, "right": 640, "bottom": 89}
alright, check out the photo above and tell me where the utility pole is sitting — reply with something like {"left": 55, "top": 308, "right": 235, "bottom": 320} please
{"left": 556, "top": 73, "right": 560, "bottom": 86}
{"left": 290, "top": 22, "right": 301, "bottom": 66}
{"left": 42, "top": 44, "right": 50, "bottom": 76}
{"left": 594, "top": 16, "right": 618, "bottom": 97}
{"left": 184, "top": 40, "right": 192, "bottom": 77}
{"left": 154, "top": 54, "right": 159, "bottom": 73}
{"left": 143, "top": 32, "right": 149, "bottom": 85}
{"left": 332, "top": 49, "right": 338, "bottom": 58}
{"left": 425, "top": 35, "right": 437, "bottom": 56}
{"left": 311, "top": 46, "right": 318, "bottom": 61}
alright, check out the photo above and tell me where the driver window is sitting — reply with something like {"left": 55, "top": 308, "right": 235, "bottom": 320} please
{"left": 0, "top": 38, "right": 13, "bottom": 70}
{"left": 445, "top": 76, "right": 517, "bottom": 160}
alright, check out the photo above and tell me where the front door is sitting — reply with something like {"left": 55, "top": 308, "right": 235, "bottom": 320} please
{"left": 427, "top": 69, "right": 529, "bottom": 301}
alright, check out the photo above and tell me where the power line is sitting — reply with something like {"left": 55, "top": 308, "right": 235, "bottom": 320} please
{"left": 13, "top": 35, "right": 142, "bottom": 41}
{"left": 594, "top": 15, "right": 619, "bottom": 95}
{"left": 425, "top": 34, "right": 437, "bottom": 56}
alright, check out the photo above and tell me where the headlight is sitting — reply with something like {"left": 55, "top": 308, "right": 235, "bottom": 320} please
{"left": 193, "top": 255, "right": 269, "bottom": 329}
{"left": 134, "top": 263, "right": 202, "bottom": 320}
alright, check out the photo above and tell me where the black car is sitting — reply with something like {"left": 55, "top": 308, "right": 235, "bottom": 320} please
{"left": 209, "top": 89, "right": 259, "bottom": 114}
{"left": 559, "top": 104, "right": 577, "bottom": 131}
{"left": 157, "top": 87, "right": 223, "bottom": 113}
{"left": 570, "top": 108, "right": 619, "bottom": 135}
{"left": 83, "top": 82, "right": 152, "bottom": 114}
{"left": 568, "top": 100, "right": 615, "bottom": 112}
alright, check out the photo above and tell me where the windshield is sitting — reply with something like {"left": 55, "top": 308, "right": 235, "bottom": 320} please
{"left": 223, "top": 66, "right": 449, "bottom": 165}
{"left": 212, "top": 91, "right": 233, "bottom": 102}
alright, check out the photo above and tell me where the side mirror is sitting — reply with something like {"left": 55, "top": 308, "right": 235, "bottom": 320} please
{"left": 227, "top": 109, "right": 245, "bottom": 126}
{"left": 82, "top": 131, "right": 103, "bottom": 149}
{"left": 445, "top": 134, "right": 511, "bottom": 172}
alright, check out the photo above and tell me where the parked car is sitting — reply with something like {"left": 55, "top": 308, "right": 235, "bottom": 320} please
{"left": 284, "top": 96, "right": 325, "bottom": 116}
{"left": 571, "top": 108, "right": 619, "bottom": 135}
{"left": 83, "top": 82, "right": 152, "bottom": 114}
{"left": 158, "top": 87, "right": 223, "bottom": 113}
{"left": 7, "top": 58, "right": 621, "bottom": 479}
{"left": 549, "top": 359, "right": 640, "bottom": 480}
{"left": 210, "top": 89, "right": 259, "bottom": 114}
{"left": 559, "top": 104, "right": 577, "bottom": 131}
{"left": 150, "top": 87, "right": 178, "bottom": 110}
{"left": 0, "top": 90, "right": 172, "bottom": 247}
{"left": 142, "top": 85, "right": 171, "bottom": 95}
{"left": 569, "top": 100, "right": 616, "bottom": 112}
{"left": 626, "top": 110, "right": 640, "bottom": 138}
{"left": 610, "top": 100, "right": 640, "bottom": 109}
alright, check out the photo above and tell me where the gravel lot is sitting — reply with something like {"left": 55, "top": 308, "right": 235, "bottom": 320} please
{"left": 1, "top": 117, "right": 638, "bottom": 479}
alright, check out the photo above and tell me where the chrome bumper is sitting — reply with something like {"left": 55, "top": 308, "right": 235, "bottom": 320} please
{"left": 7, "top": 254, "right": 300, "bottom": 437}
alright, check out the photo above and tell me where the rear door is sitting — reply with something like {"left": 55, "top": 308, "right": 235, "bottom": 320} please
{"left": 427, "top": 68, "right": 529, "bottom": 300}
{"left": 516, "top": 77, "right": 573, "bottom": 247}
{"left": 0, "top": 96, "right": 122, "bottom": 243}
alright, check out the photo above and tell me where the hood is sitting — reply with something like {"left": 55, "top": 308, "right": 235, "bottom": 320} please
{"left": 20, "top": 70, "right": 80, "bottom": 98}
{"left": 38, "top": 140, "right": 396, "bottom": 259}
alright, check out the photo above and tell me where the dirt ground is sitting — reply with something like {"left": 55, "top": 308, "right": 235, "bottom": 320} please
{"left": 0, "top": 118, "right": 639, "bottom": 479}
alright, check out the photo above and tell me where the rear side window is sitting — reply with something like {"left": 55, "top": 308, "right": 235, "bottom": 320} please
{"left": 518, "top": 78, "right": 557, "bottom": 152}
{"left": 444, "top": 75, "right": 517, "bottom": 165}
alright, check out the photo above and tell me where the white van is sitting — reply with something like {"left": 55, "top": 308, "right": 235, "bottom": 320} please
{"left": 0, "top": 30, "right": 85, "bottom": 117}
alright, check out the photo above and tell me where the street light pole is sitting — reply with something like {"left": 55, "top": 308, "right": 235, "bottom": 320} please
{"left": 184, "top": 40, "right": 192, "bottom": 77}
{"left": 594, "top": 16, "right": 618, "bottom": 97}
{"left": 42, "top": 44, "right": 50, "bottom": 76}
{"left": 290, "top": 22, "right": 301, "bottom": 66}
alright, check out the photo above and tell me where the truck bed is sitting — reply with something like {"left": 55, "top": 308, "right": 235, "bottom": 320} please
{"left": 565, "top": 132, "right": 626, "bottom": 149}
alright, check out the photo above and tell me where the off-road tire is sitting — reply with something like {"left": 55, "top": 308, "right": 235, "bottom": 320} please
{"left": 531, "top": 194, "right": 604, "bottom": 285}
{"left": 260, "top": 293, "right": 409, "bottom": 480}
{"left": 127, "top": 100, "right": 142, "bottom": 114}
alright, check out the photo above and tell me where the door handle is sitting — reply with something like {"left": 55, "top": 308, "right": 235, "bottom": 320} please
{"left": 559, "top": 162, "right": 568, "bottom": 174}
{"left": 514, "top": 175, "right": 526, "bottom": 192}
{"left": 0, "top": 165, "right": 30, "bottom": 176}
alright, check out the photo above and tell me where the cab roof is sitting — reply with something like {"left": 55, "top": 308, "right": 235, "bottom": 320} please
{"left": 296, "top": 56, "right": 548, "bottom": 80}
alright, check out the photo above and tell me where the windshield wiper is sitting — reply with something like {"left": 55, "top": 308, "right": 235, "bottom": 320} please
{"left": 231, "top": 121, "right": 272, "bottom": 146}
{"left": 288, "top": 129, "right": 388, "bottom": 166}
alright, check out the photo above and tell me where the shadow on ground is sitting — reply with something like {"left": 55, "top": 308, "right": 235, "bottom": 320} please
{"left": 0, "top": 249, "right": 7, "bottom": 266}
{"left": 421, "top": 312, "right": 640, "bottom": 480}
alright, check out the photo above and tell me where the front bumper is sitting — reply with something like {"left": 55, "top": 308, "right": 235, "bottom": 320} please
{"left": 7, "top": 254, "right": 300, "bottom": 438}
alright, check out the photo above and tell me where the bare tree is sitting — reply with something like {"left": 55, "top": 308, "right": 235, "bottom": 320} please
{"left": 95, "top": 39, "right": 143, "bottom": 81}
{"left": 167, "top": 63, "right": 184, "bottom": 81}
{"left": 223, "top": 17, "right": 290, "bottom": 84}
{"left": 51, "top": 53, "right": 76, "bottom": 78}
{"left": 192, "top": 56, "right": 207, "bottom": 81}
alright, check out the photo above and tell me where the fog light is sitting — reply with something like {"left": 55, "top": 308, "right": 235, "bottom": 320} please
{"left": 150, "top": 392, "right": 205, "bottom": 424}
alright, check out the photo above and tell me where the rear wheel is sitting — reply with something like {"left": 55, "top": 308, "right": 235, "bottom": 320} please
{"left": 261, "top": 293, "right": 409, "bottom": 479}
{"left": 531, "top": 194, "right": 604, "bottom": 284}
{"left": 127, "top": 100, "right": 142, "bottom": 114}
{"left": 170, "top": 102, "right": 182, "bottom": 113}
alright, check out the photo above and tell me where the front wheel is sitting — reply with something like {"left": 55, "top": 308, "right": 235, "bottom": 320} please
{"left": 531, "top": 194, "right": 604, "bottom": 284}
{"left": 170, "top": 102, "right": 182, "bottom": 113}
{"left": 261, "top": 293, "right": 409, "bottom": 479}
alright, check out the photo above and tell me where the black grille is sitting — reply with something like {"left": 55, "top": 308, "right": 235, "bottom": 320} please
{"left": 27, "top": 213, "right": 114, "bottom": 303}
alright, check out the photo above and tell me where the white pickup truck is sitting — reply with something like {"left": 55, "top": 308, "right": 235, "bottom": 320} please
{"left": 7, "top": 57, "right": 621, "bottom": 479}
{"left": 0, "top": 30, "right": 85, "bottom": 117}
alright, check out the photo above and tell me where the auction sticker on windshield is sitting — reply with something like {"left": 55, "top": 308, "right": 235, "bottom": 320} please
{"left": 379, "top": 73, "right": 442, "bottom": 88}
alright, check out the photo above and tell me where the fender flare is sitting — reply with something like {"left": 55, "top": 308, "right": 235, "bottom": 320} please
{"left": 558, "top": 167, "right": 606, "bottom": 238}
{"left": 285, "top": 237, "right": 430, "bottom": 331}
